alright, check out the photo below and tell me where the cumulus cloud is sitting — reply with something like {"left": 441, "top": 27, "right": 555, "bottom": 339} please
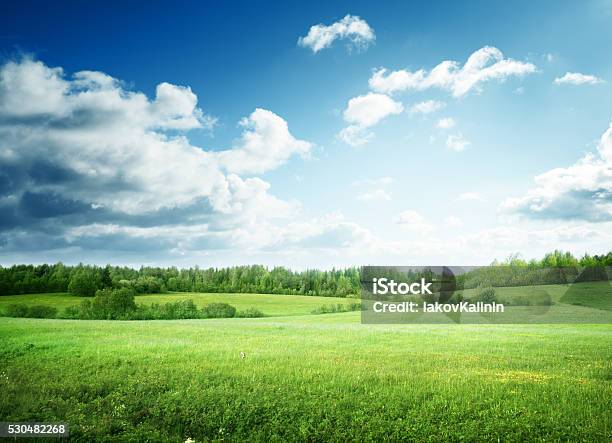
{"left": 338, "top": 93, "right": 403, "bottom": 146}
{"left": 409, "top": 100, "right": 446, "bottom": 115}
{"left": 369, "top": 46, "right": 536, "bottom": 97}
{"left": 553, "top": 72, "right": 605, "bottom": 85}
{"left": 217, "top": 109, "right": 312, "bottom": 175}
{"left": 501, "top": 123, "right": 612, "bottom": 222}
{"left": 343, "top": 93, "right": 404, "bottom": 127}
{"left": 446, "top": 133, "right": 470, "bottom": 152}
{"left": 0, "top": 58, "right": 367, "bottom": 259}
{"left": 436, "top": 117, "right": 455, "bottom": 129}
{"left": 298, "top": 15, "right": 375, "bottom": 53}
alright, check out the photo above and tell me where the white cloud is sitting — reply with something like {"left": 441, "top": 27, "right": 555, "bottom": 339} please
{"left": 553, "top": 72, "right": 605, "bottom": 85}
{"left": 369, "top": 46, "right": 536, "bottom": 97}
{"left": 436, "top": 117, "right": 455, "bottom": 129}
{"left": 394, "top": 210, "right": 433, "bottom": 232}
{"left": 457, "top": 192, "right": 485, "bottom": 202}
{"left": 217, "top": 108, "right": 312, "bottom": 175}
{"left": 0, "top": 59, "right": 228, "bottom": 215}
{"left": 338, "top": 125, "right": 372, "bottom": 147}
{"left": 298, "top": 15, "right": 375, "bottom": 53}
{"left": 152, "top": 82, "right": 217, "bottom": 130}
{"left": 0, "top": 58, "right": 346, "bottom": 259}
{"left": 409, "top": 100, "right": 446, "bottom": 115}
{"left": 369, "top": 68, "right": 425, "bottom": 95}
{"left": 338, "top": 93, "right": 403, "bottom": 146}
{"left": 446, "top": 133, "right": 470, "bottom": 152}
{"left": 353, "top": 177, "right": 393, "bottom": 202}
{"left": 501, "top": 122, "right": 612, "bottom": 222}
{"left": 343, "top": 93, "right": 404, "bottom": 126}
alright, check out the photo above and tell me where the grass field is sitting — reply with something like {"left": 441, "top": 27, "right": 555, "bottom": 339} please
{"left": 0, "top": 284, "right": 611, "bottom": 441}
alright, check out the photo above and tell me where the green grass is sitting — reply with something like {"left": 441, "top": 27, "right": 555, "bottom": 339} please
{"left": 0, "top": 292, "right": 356, "bottom": 317}
{"left": 0, "top": 314, "right": 611, "bottom": 441}
{"left": 0, "top": 283, "right": 610, "bottom": 441}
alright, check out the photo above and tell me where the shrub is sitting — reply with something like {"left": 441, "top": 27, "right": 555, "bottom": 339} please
{"left": 202, "top": 303, "right": 236, "bottom": 318}
{"left": 474, "top": 285, "right": 497, "bottom": 303}
{"left": 61, "top": 305, "right": 82, "bottom": 319}
{"left": 311, "top": 303, "right": 362, "bottom": 315}
{"left": 236, "top": 308, "right": 265, "bottom": 318}
{"left": 504, "top": 293, "right": 552, "bottom": 306}
{"left": 4, "top": 304, "right": 29, "bottom": 317}
{"left": 448, "top": 292, "right": 464, "bottom": 304}
{"left": 346, "top": 302, "right": 362, "bottom": 311}
{"left": 4, "top": 304, "right": 57, "bottom": 318}
{"left": 146, "top": 300, "right": 201, "bottom": 319}
{"left": 26, "top": 305, "right": 57, "bottom": 318}
{"left": 74, "top": 287, "right": 137, "bottom": 319}
{"left": 64, "top": 297, "right": 241, "bottom": 320}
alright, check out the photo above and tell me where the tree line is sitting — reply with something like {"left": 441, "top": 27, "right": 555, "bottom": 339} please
{"left": 0, "top": 263, "right": 361, "bottom": 297}
{"left": 0, "top": 250, "right": 610, "bottom": 297}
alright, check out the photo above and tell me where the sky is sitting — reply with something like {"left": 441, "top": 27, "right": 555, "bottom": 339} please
{"left": 0, "top": 0, "right": 611, "bottom": 268}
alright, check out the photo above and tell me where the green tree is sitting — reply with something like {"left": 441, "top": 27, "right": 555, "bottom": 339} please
{"left": 68, "top": 269, "right": 102, "bottom": 297}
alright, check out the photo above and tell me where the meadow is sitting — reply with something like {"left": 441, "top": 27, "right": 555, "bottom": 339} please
{"left": 0, "top": 284, "right": 611, "bottom": 441}
{"left": 0, "top": 292, "right": 357, "bottom": 317}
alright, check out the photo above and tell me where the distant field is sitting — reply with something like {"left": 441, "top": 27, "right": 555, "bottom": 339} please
{"left": 0, "top": 292, "right": 356, "bottom": 317}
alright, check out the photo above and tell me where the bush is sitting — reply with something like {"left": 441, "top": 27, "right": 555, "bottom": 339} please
{"left": 4, "top": 304, "right": 29, "bottom": 317}
{"left": 448, "top": 292, "right": 464, "bottom": 304}
{"left": 137, "top": 300, "right": 201, "bottom": 320}
{"left": 62, "top": 298, "right": 242, "bottom": 320}
{"left": 311, "top": 303, "right": 362, "bottom": 315}
{"left": 474, "top": 285, "right": 497, "bottom": 303}
{"left": 346, "top": 302, "right": 362, "bottom": 311}
{"left": 61, "top": 305, "right": 82, "bottom": 319}
{"left": 73, "top": 287, "right": 136, "bottom": 319}
{"left": 202, "top": 303, "right": 236, "bottom": 318}
{"left": 4, "top": 304, "right": 57, "bottom": 318}
{"left": 236, "top": 308, "right": 265, "bottom": 318}
{"left": 504, "top": 293, "right": 552, "bottom": 306}
{"left": 26, "top": 305, "right": 57, "bottom": 318}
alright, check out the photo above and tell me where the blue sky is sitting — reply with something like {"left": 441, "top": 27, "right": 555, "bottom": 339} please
{"left": 0, "top": 1, "right": 611, "bottom": 268}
